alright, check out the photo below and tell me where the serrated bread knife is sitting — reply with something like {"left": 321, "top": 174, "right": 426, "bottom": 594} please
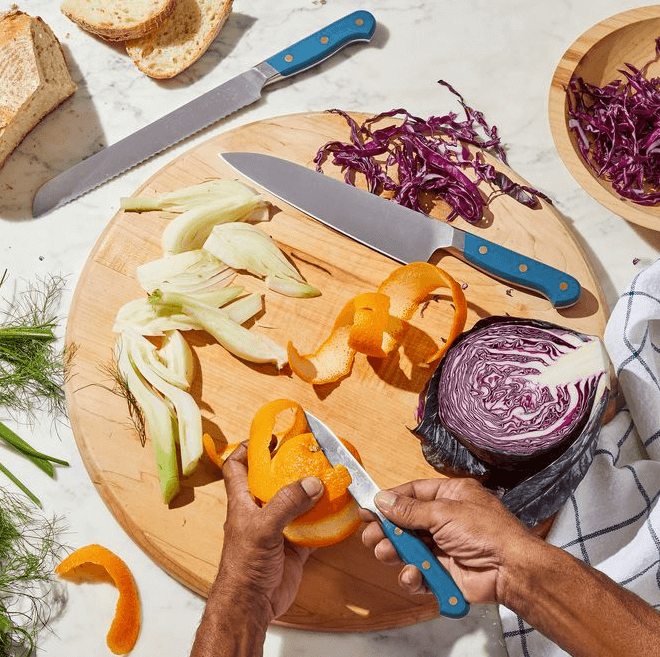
{"left": 32, "top": 11, "right": 376, "bottom": 217}
{"left": 222, "top": 152, "right": 581, "bottom": 307}
{"left": 303, "top": 410, "right": 469, "bottom": 619}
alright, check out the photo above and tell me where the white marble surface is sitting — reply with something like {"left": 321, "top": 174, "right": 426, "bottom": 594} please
{"left": 0, "top": 0, "right": 659, "bottom": 655}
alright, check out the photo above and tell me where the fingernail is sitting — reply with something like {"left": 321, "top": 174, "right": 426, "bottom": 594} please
{"left": 301, "top": 476, "right": 323, "bottom": 497}
{"left": 375, "top": 490, "right": 396, "bottom": 510}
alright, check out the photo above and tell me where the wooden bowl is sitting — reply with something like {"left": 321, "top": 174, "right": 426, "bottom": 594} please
{"left": 549, "top": 6, "right": 660, "bottom": 231}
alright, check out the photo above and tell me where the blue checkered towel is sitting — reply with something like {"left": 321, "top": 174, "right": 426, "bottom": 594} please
{"left": 500, "top": 258, "right": 660, "bottom": 656}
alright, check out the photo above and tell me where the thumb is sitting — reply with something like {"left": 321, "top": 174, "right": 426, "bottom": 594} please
{"left": 263, "top": 477, "right": 324, "bottom": 534}
{"left": 374, "top": 490, "right": 436, "bottom": 532}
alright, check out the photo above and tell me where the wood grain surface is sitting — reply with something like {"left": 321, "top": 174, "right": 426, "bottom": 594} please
{"left": 64, "top": 111, "right": 609, "bottom": 631}
{"left": 549, "top": 5, "right": 660, "bottom": 231}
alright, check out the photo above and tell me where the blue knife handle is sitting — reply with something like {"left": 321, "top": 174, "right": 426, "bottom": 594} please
{"left": 265, "top": 10, "right": 376, "bottom": 77}
{"left": 462, "top": 232, "right": 581, "bottom": 308}
{"left": 380, "top": 517, "right": 469, "bottom": 619}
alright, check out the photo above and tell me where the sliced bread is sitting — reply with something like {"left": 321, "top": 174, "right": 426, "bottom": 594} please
{"left": 60, "top": 0, "right": 177, "bottom": 42}
{"left": 125, "top": 0, "right": 233, "bottom": 79}
{"left": 0, "top": 10, "right": 77, "bottom": 171}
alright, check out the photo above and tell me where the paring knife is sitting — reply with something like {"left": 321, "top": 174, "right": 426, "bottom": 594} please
{"left": 32, "top": 11, "right": 376, "bottom": 217}
{"left": 303, "top": 410, "right": 469, "bottom": 619}
{"left": 222, "top": 152, "right": 581, "bottom": 308}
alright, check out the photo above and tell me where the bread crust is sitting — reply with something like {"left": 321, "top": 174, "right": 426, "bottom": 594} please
{"left": 125, "top": 0, "right": 233, "bottom": 79}
{"left": 60, "top": 0, "right": 178, "bottom": 42}
{"left": 0, "top": 10, "right": 77, "bottom": 170}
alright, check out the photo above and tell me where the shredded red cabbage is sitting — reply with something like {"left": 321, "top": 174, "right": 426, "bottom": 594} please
{"left": 314, "top": 80, "right": 550, "bottom": 223}
{"left": 566, "top": 37, "right": 660, "bottom": 205}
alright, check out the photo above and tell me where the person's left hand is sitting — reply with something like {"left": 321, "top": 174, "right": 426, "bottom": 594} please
{"left": 218, "top": 442, "right": 324, "bottom": 622}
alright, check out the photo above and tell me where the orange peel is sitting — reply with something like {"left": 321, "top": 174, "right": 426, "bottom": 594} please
{"left": 288, "top": 262, "right": 467, "bottom": 384}
{"left": 203, "top": 404, "right": 309, "bottom": 469}
{"left": 203, "top": 433, "right": 241, "bottom": 469}
{"left": 344, "top": 292, "right": 391, "bottom": 358}
{"left": 378, "top": 261, "right": 468, "bottom": 361}
{"left": 287, "top": 325, "right": 355, "bottom": 385}
{"left": 55, "top": 544, "right": 140, "bottom": 655}
{"left": 247, "top": 399, "right": 362, "bottom": 547}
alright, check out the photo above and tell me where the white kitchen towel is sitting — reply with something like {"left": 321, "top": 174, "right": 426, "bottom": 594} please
{"left": 500, "top": 258, "right": 660, "bottom": 657}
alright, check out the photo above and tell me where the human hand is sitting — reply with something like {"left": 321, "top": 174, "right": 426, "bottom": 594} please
{"left": 219, "top": 443, "right": 324, "bottom": 621}
{"left": 360, "top": 477, "right": 538, "bottom": 605}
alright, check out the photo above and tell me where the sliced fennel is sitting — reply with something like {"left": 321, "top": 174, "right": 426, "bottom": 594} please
{"left": 147, "top": 289, "right": 265, "bottom": 327}
{"left": 123, "top": 331, "right": 203, "bottom": 477}
{"left": 219, "top": 292, "right": 265, "bottom": 325}
{"left": 203, "top": 223, "right": 320, "bottom": 298}
{"left": 113, "top": 286, "right": 245, "bottom": 335}
{"left": 137, "top": 250, "right": 233, "bottom": 294}
{"left": 121, "top": 179, "right": 262, "bottom": 213}
{"left": 152, "top": 290, "right": 287, "bottom": 369}
{"left": 158, "top": 330, "right": 194, "bottom": 388}
{"left": 135, "top": 329, "right": 194, "bottom": 390}
{"left": 156, "top": 182, "right": 269, "bottom": 255}
{"left": 115, "top": 335, "right": 180, "bottom": 503}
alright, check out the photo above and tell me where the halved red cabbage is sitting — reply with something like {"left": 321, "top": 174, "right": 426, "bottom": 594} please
{"left": 315, "top": 81, "right": 549, "bottom": 224}
{"left": 566, "top": 37, "right": 660, "bottom": 205}
{"left": 413, "top": 316, "right": 612, "bottom": 526}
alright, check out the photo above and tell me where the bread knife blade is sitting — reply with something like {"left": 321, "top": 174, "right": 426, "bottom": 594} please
{"left": 32, "top": 11, "right": 376, "bottom": 216}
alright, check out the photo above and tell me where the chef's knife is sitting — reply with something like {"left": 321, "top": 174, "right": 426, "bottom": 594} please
{"left": 303, "top": 410, "right": 469, "bottom": 619}
{"left": 222, "top": 152, "right": 581, "bottom": 308}
{"left": 32, "top": 11, "right": 376, "bottom": 217}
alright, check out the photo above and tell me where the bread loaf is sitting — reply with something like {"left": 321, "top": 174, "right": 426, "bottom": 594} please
{"left": 60, "top": 0, "right": 177, "bottom": 42}
{"left": 0, "top": 10, "right": 77, "bottom": 171}
{"left": 125, "top": 0, "right": 233, "bottom": 79}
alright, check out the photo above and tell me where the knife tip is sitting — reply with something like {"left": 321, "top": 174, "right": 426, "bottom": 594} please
{"left": 32, "top": 181, "right": 62, "bottom": 217}
{"left": 31, "top": 197, "right": 51, "bottom": 218}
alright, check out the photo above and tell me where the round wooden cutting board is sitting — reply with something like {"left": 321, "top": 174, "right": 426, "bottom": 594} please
{"left": 65, "top": 111, "right": 609, "bottom": 632}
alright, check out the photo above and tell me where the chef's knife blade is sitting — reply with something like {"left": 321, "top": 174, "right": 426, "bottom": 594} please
{"left": 222, "top": 152, "right": 581, "bottom": 308}
{"left": 32, "top": 11, "right": 376, "bottom": 217}
{"left": 303, "top": 411, "right": 469, "bottom": 619}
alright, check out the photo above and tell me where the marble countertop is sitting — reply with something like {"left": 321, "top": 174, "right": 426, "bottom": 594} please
{"left": 1, "top": 0, "right": 658, "bottom": 655}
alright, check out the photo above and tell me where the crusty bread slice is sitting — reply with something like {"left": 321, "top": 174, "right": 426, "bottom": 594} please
{"left": 125, "top": 0, "right": 233, "bottom": 79}
{"left": 60, "top": 0, "right": 177, "bottom": 42}
{"left": 0, "top": 11, "right": 77, "bottom": 171}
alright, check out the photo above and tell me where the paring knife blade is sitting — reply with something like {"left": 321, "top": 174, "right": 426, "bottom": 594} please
{"left": 32, "top": 11, "right": 376, "bottom": 217}
{"left": 303, "top": 410, "right": 469, "bottom": 619}
{"left": 222, "top": 151, "right": 582, "bottom": 308}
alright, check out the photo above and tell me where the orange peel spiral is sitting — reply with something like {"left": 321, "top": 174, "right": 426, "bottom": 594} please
{"left": 55, "top": 544, "right": 140, "bottom": 655}
{"left": 287, "top": 262, "right": 467, "bottom": 385}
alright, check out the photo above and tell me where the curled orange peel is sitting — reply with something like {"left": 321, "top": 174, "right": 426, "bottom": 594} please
{"left": 287, "top": 325, "right": 355, "bottom": 385}
{"left": 378, "top": 261, "right": 468, "bottom": 362}
{"left": 55, "top": 544, "right": 140, "bottom": 655}
{"left": 203, "top": 433, "right": 241, "bottom": 469}
{"left": 203, "top": 405, "right": 308, "bottom": 469}
{"left": 345, "top": 292, "right": 391, "bottom": 358}
{"left": 288, "top": 262, "right": 467, "bottom": 385}
{"left": 246, "top": 398, "right": 362, "bottom": 547}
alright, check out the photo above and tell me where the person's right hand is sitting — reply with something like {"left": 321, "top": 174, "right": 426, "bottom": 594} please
{"left": 360, "top": 477, "right": 539, "bottom": 605}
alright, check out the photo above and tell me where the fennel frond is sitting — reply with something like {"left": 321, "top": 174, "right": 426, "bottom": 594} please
{"left": 0, "top": 272, "right": 69, "bottom": 420}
